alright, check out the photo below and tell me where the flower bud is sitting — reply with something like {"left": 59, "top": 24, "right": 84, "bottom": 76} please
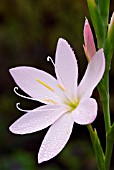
{"left": 83, "top": 18, "right": 96, "bottom": 61}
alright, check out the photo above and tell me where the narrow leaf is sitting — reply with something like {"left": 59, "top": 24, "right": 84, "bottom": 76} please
{"left": 98, "top": 0, "right": 110, "bottom": 28}
{"left": 87, "top": 0, "right": 105, "bottom": 48}
{"left": 87, "top": 125, "right": 105, "bottom": 170}
{"left": 107, "top": 122, "right": 114, "bottom": 142}
{"left": 104, "top": 12, "right": 114, "bottom": 71}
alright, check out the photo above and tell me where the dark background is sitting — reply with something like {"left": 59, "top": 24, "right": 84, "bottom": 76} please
{"left": 0, "top": 0, "right": 114, "bottom": 169}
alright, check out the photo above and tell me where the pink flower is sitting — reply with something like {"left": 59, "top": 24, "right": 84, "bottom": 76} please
{"left": 9, "top": 38, "right": 105, "bottom": 163}
{"left": 83, "top": 18, "right": 96, "bottom": 60}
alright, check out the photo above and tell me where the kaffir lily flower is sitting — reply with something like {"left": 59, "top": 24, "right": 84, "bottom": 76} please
{"left": 83, "top": 18, "right": 96, "bottom": 60}
{"left": 9, "top": 38, "right": 105, "bottom": 163}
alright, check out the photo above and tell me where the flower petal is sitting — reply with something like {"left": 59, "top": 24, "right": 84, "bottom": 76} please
{"left": 55, "top": 38, "right": 78, "bottom": 99}
{"left": 38, "top": 113, "right": 74, "bottom": 163}
{"left": 77, "top": 49, "right": 105, "bottom": 99}
{"left": 9, "top": 66, "right": 61, "bottom": 104}
{"left": 72, "top": 98, "right": 97, "bottom": 125}
{"left": 9, "top": 104, "right": 68, "bottom": 134}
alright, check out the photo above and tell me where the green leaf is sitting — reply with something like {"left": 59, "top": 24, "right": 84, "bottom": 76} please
{"left": 98, "top": 80, "right": 108, "bottom": 102}
{"left": 107, "top": 123, "right": 114, "bottom": 142}
{"left": 87, "top": 125, "right": 105, "bottom": 170}
{"left": 98, "top": 0, "right": 110, "bottom": 28}
{"left": 87, "top": 0, "right": 105, "bottom": 48}
{"left": 104, "top": 12, "right": 114, "bottom": 72}
{"left": 105, "top": 123, "right": 114, "bottom": 169}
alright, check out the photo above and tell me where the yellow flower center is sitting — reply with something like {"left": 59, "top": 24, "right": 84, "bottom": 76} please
{"left": 65, "top": 100, "right": 79, "bottom": 111}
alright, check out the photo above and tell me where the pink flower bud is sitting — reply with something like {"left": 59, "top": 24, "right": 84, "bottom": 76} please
{"left": 83, "top": 18, "right": 96, "bottom": 61}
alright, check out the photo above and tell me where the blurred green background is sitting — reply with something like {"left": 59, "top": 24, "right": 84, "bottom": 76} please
{"left": 0, "top": 0, "right": 114, "bottom": 169}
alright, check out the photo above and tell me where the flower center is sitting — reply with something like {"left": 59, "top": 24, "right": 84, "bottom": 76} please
{"left": 65, "top": 100, "right": 79, "bottom": 111}
{"left": 36, "top": 78, "right": 79, "bottom": 108}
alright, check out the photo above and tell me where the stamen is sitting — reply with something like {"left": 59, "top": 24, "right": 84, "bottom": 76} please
{"left": 47, "top": 56, "right": 55, "bottom": 66}
{"left": 16, "top": 103, "right": 32, "bottom": 112}
{"left": 43, "top": 98, "right": 57, "bottom": 104}
{"left": 36, "top": 79, "right": 54, "bottom": 92}
{"left": 14, "top": 87, "right": 38, "bottom": 101}
{"left": 47, "top": 57, "right": 74, "bottom": 104}
{"left": 57, "top": 84, "right": 65, "bottom": 91}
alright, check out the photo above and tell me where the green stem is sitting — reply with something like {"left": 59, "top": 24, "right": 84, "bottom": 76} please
{"left": 87, "top": 0, "right": 114, "bottom": 169}
{"left": 98, "top": 72, "right": 110, "bottom": 133}
{"left": 98, "top": 71, "right": 113, "bottom": 169}
{"left": 105, "top": 134, "right": 113, "bottom": 169}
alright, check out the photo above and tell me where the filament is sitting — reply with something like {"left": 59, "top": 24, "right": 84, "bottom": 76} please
{"left": 47, "top": 57, "right": 75, "bottom": 104}
{"left": 43, "top": 98, "right": 57, "bottom": 104}
{"left": 16, "top": 103, "right": 32, "bottom": 112}
{"left": 36, "top": 79, "right": 54, "bottom": 92}
{"left": 57, "top": 84, "right": 65, "bottom": 91}
{"left": 47, "top": 56, "right": 55, "bottom": 66}
{"left": 14, "top": 87, "right": 38, "bottom": 101}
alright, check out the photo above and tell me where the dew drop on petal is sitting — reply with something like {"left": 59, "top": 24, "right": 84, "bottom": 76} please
{"left": 38, "top": 113, "right": 74, "bottom": 163}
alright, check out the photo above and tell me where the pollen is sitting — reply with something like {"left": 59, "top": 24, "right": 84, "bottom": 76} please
{"left": 36, "top": 79, "right": 55, "bottom": 92}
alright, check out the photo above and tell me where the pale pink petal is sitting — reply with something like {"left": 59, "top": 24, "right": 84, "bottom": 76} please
{"left": 38, "top": 113, "right": 74, "bottom": 163}
{"left": 9, "top": 104, "right": 68, "bottom": 134}
{"left": 72, "top": 98, "right": 97, "bottom": 125}
{"left": 78, "top": 49, "right": 105, "bottom": 99}
{"left": 55, "top": 38, "right": 78, "bottom": 99}
{"left": 83, "top": 18, "right": 96, "bottom": 60}
{"left": 9, "top": 67, "right": 61, "bottom": 104}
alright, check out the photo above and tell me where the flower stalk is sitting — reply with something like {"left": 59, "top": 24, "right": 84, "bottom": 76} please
{"left": 86, "top": 0, "right": 114, "bottom": 169}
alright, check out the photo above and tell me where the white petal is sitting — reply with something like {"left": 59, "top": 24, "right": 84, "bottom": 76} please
{"left": 38, "top": 113, "right": 74, "bottom": 163}
{"left": 72, "top": 98, "right": 97, "bottom": 125}
{"left": 55, "top": 38, "right": 78, "bottom": 99}
{"left": 78, "top": 49, "right": 105, "bottom": 99}
{"left": 9, "top": 104, "right": 68, "bottom": 134}
{"left": 9, "top": 66, "right": 61, "bottom": 104}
